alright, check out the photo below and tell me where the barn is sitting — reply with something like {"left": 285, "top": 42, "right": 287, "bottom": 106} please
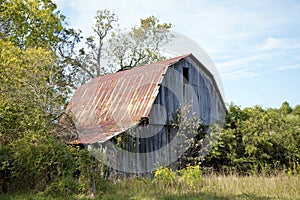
{"left": 66, "top": 53, "right": 226, "bottom": 174}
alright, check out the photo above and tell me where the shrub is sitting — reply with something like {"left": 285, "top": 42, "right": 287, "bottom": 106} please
{"left": 178, "top": 164, "right": 202, "bottom": 192}
{"left": 153, "top": 167, "right": 178, "bottom": 188}
{"left": 0, "top": 130, "right": 106, "bottom": 196}
{"left": 153, "top": 164, "right": 203, "bottom": 193}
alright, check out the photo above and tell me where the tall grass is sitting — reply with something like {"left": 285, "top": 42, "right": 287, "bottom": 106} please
{"left": 1, "top": 173, "right": 299, "bottom": 199}
{"left": 202, "top": 173, "right": 300, "bottom": 199}
{"left": 105, "top": 172, "right": 300, "bottom": 199}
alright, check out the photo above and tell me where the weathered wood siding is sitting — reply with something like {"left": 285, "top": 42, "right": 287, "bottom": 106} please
{"left": 149, "top": 58, "right": 225, "bottom": 126}
{"left": 89, "top": 124, "right": 178, "bottom": 175}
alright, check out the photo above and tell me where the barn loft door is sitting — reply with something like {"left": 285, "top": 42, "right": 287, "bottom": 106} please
{"left": 183, "top": 67, "right": 189, "bottom": 98}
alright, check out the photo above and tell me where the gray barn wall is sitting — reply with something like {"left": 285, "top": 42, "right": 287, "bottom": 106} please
{"left": 148, "top": 57, "right": 225, "bottom": 126}
{"left": 90, "top": 124, "right": 179, "bottom": 174}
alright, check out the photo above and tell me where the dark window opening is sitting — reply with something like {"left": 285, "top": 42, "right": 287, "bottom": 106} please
{"left": 183, "top": 67, "right": 189, "bottom": 84}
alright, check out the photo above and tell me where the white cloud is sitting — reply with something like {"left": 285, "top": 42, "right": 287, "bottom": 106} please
{"left": 258, "top": 37, "right": 288, "bottom": 51}
{"left": 275, "top": 64, "right": 300, "bottom": 71}
{"left": 217, "top": 55, "right": 266, "bottom": 71}
{"left": 221, "top": 67, "right": 260, "bottom": 80}
{"left": 256, "top": 37, "right": 300, "bottom": 52}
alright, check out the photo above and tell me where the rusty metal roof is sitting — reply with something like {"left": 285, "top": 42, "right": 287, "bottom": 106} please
{"left": 67, "top": 54, "right": 190, "bottom": 144}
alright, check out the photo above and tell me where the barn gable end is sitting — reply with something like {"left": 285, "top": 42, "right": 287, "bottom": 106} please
{"left": 148, "top": 54, "right": 225, "bottom": 127}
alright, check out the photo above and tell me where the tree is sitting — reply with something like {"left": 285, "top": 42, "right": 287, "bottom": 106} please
{"left": 292, "top": 105, "right": 300, "bottom": 117}
{"left": 0, "top": 39, "right": 101, "bottom": 194}
{"left": 0, "top": 40, "right": 69, "bottom": 143}
{"left": 0, "top": 0, "right": 104, "bottom": 194}
{"left": 280, "top": 101, "right": 293, "bottom": 115}
{"left": 0, "top": 0, "right": 75, "bottom": 140}
{"left": 66, "top": 9, "right": 118, "bottom": 86}
{"left": 70, "top": 11, "right": 172, "bottom": 87}
{"left": 0, "top": 0, "right": 65, "bottom": 49}
{"left": 204, "top": 103, "right": 300, "bottom": 174}
{"left": 0, "top": 0, "right": 82, "bottom": 86}
{"left": 107, "top": 16, "right": 172, "bottom": 71}
{"left": 88, "top": 9, "right": 118, "bottom": 77}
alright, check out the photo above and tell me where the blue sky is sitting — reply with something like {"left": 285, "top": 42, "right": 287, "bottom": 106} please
{"left": 55, "top": 0, "right": 300, "bottom": 108}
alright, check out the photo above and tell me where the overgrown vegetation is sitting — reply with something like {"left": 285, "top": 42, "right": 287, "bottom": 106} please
{"left": 204, "top": 102, "right": 300, "bottom": 175}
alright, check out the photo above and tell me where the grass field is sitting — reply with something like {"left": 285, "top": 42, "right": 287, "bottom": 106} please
{"left": 1, "top": 173, "right": 299, "bottom": 200}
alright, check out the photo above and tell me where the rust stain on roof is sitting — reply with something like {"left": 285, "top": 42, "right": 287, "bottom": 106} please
{"left": 67, "top": 54, "right": 190, "bottom": 144}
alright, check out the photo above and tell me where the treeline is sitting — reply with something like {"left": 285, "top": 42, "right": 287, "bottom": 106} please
{"left": 202, "top": 102, "right": 300, "bottom": 175}
{"left": 0, "top": 0, "right": 97, "bottom": 195}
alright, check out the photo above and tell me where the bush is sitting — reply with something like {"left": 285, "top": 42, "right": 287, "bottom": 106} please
{"left": 154, "top": 167, "right": 177, "bottom": 188}
{"left": 204, "top": 103, "right": 300, "bottom": 175}
{"left": 153, "top": 164, "right": 203, "bottom": 193}
{"left": 0, "top": 130, "right": 106, "bottom": 196}
{"left": 178, "top": 164, "right": 202, "bottom": 191}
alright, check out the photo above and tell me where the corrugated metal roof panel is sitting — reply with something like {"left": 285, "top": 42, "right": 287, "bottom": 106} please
{"left": 67, "top": 54, "right": 190, "bottom": 144}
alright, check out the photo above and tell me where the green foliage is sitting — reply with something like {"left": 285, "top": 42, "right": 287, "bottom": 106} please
{"left": 7, "top": 132, "right": 74, "bottom": 192}
{"left": 154, "top": 167, "right": 178, "bottom": 188}
{"left": 0, "top": 1, "right": 99, "bottom": 195}
{"left": 153, "top": 164, "right": 203, "bottom": 193}
{"left": 0, "top": 133, "right": 102, "bottom": 196}
{"left": 292, "top": 105, "right": 300, "bottom": 116}
{"left": 42, "top": 145, "right": 96, "bottom": 197}
{"left": 0, "top": 40, "right": 69, "bottom": 143}
{"left": 0, "top": 0, "right": 82, "bottom": 89}
{"left": 107, "top": 15, "right": 173, "bottom": 70}
{"left": 73, "top": 9, "right": 118, "bottom": 81}
{"left": 178, "top": 164, "right": 202, "bottom": 191}
{"left": 0, "top": 0, "right": 64, "bottom": 49}
{"left": 204, "top": 103, "right": 300, "bottom": 175}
